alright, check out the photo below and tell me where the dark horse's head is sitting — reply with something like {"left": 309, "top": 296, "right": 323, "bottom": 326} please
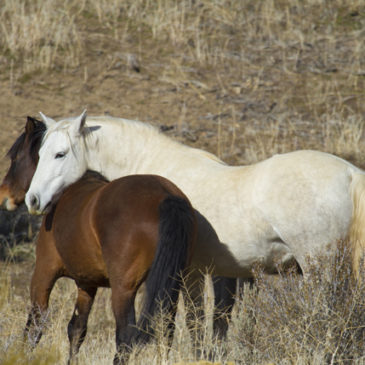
{"left": 0, "top": 117, "right": 45, "bottom": 210}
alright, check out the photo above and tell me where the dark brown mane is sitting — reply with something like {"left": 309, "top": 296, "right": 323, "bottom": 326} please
{"left": 81, "top": 170, "right": 110, "bottom": 183}
{"left": 6, "top": 117, "right": 46, "bottom": 163}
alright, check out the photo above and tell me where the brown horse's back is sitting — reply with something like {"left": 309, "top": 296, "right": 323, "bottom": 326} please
{"left": 92, "top": 174, "right": 191, "bottom": 290}
{"left": 41, "top": 172, "right": 191, "bottom": 290}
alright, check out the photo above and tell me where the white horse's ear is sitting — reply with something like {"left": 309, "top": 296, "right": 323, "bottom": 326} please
{"left": 71, "top": 109, "right": 87, "bottom": 136}
{"left": 39, "top": 112, "right": 56, "bottom": 129}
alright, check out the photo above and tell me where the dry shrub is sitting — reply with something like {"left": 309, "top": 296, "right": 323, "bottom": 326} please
{"left": 230, "top": 241, "right": 365, "bottom": 364}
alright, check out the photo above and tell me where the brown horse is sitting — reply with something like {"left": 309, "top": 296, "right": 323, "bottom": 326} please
{"left": 0, "top": 117, "right": 45, "bottom": 211}
{"left": 0, "top": 118, "right": 196, "bottom": 364}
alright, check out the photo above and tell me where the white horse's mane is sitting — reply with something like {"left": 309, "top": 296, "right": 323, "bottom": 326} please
{"left": 55, "top": 115, "right": 226, "bottom": 165}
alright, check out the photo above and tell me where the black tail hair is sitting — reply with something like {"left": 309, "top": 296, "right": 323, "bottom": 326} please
{"left": 136, "top": 195, "right": 195, "bottom": 344}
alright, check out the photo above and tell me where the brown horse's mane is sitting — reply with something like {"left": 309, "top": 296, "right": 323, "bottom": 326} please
{"left": 81, "top": 170, "right": 110, "bottom": 183}
{"left": 7, "top": 117, "right": 46, "bottom": 162}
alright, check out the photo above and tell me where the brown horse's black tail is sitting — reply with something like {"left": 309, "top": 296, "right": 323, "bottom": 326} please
{"left": 136, "top": 195, "right": 195, "bottom": 344}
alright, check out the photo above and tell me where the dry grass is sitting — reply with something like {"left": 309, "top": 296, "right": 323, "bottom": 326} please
{"left": 230, "top": 242, "right": 365, "bottom": 365}
{"left": 1, "top": 0, "right": 365, "bottom": 363}
{"left": 1, "top": 0, "right": 82, "bottom": 74}
{"left": 1, "top": 243, "right": 365, "bottom": 364}
{"left": 1, "top": 0, "right": 364, "bottom": 169}
{"left": 0, "top": 263, "right": 221, "bottom": 364}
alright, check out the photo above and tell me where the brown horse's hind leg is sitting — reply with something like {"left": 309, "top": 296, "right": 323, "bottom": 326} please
{"left": 67, "top": 286, "right": 97, "bottom": 364}
{"left": 111, "top": 286, "right": 137, "bottom": 365}
{"left": 212, "top": 276, "right": 238, "bottom": 338}
{"left": 24, "top": 259, "right": 61, "bottom": 348}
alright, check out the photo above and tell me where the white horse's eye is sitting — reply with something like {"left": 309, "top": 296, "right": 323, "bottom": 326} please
{"left": 55, "top": 152, "right": 66, "bottom": 159}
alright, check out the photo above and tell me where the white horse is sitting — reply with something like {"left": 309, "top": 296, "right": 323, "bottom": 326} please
{"left": 25, "top": 110, "right": 365, "bottom": 277}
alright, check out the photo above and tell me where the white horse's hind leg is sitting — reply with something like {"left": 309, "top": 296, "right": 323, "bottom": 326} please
{"left": 263, "top": 234, "right": 302, "bottom": 274}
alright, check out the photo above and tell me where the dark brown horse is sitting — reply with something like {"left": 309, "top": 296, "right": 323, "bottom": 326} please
{"left": 0, "top": 117, "right": 45, "bottom": 210}
{"left": 0, "top": 118, "right": 196, "bottom": 364}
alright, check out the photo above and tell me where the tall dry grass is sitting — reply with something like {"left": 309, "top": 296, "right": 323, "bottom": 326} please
{"left": 1, "top": 0, "right": 82, "bottom": 74}
{"left": 230, "top": 242, "right": 365, "bottom": 365}
{"left": 1, "top": 1, "right": 364, "bottom": 167}
{"left": 5, "top": 0, "right": 362, "bottom": 76}
{"left": 1, "top": 242, "right": 365, "bottom": 364}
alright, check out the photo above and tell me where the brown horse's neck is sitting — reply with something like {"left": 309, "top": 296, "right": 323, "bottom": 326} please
{"left": 44, "top": 170, "right": 109, "bottom": 231}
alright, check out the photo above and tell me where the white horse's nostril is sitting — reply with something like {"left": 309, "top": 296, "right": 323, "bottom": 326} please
{"left": 29, "top": 194, "right": 39, "bottom": 210}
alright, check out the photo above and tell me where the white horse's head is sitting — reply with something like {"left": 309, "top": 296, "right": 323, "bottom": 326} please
{"left": 25, "top": 110, "right": 88, "bottom": 215}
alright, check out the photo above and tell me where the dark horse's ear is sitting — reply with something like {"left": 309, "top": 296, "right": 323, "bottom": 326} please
{"left": 25, "top": 116, "right": 44, "bottom": 134}
{"left": 25, "top": 116, "right": 37, "bottom": 134}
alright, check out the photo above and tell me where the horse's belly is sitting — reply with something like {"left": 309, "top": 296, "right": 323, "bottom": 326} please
{"left": 218, "top": 234, "right": 295, "bottom": 277}
{"left": 191, "top": 208, "right": 291, "bottom": 277}
{"left": 193, "top": 238, "right": 296, "bottom": 278}
{"left": 59, "top": 250, "right": 109, "bottom": 286}
{"left": 65, "top": 264, "right": 110, "bottom": 287}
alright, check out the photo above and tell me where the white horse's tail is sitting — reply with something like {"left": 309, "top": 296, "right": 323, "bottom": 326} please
{"left": 349, "top": 172, "right": 365, "bottom": 276}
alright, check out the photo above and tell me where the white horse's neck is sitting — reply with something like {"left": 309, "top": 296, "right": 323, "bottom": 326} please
{"left": 84, "top": 117, "right": 227, "bottom": 182}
